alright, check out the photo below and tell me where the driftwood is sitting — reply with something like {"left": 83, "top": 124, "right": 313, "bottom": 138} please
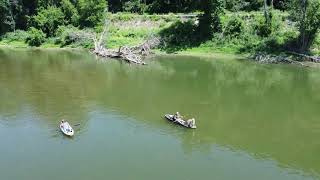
{"left": 253, "top": 53, "right": 310, "bottom": 67}
{"left": 93, "top": 36, "right": 160, "bottom": 65}
{"left": 288, "top": 51, "right": 320, "bottom": 63}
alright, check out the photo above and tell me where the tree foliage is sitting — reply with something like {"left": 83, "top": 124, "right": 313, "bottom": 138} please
{"left": 60, "top": 0, "right": 79, "bottom": 26}
{"left": 123, "top": 0, "right": 146, "bottom": 14}
{"left": 198, "top": 0, "right": 224, "bottom": 39}
{"left": 31, "top": 6, "right": 65, "bottom": 37}
{"left": 224, "top": 16, "right": 244, "bottom": 37}
{"left": 78, "top": 0, "right": 107, "bottom": 27}
{"left": 290, "top": 0, "right": 320, "bottom": 52}
{"left": 0, "top": 0, "right": 12, "bottom": 35}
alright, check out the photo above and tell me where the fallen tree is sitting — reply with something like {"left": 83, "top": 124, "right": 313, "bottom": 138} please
{"left": 288, "top": 51, "right": 320, "bottom": 63}
{"left": 93, "top": 36, "right": 160, "bottom": 65}
{"left": 253, "top": 53, "right": 310, "bottom": 67}
{"left": 89, "top": 12, "right": 160, "bottom": 65}
{"left": 67, "top": 9, "right": 160, "bottom": 65}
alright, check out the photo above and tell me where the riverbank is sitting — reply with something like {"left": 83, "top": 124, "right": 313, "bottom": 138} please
{"left": 0, "top": 42, "right": 245, "bottom": 61}
{"left": 1, "top": 12, "right": 319, "bottom": 61}
{"left": 1, "top": 41, "right": 318, "bottom": 68}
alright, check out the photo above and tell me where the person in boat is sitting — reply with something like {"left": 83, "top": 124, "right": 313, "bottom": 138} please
{"left": 173, "top": 112, "right": 182, "bottom": 121}
{"left": 61, "top": 119, "right": 65, "bottom": 124}
{"left": 186, "top": 118, "right": 196, "bottom": 128}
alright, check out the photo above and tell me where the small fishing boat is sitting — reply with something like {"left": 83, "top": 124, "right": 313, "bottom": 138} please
{"left": 59, "top": 120, "right": 74, "bottom": 136}
{"left": 164, "top": 114, "right": 196, "bottom": 129}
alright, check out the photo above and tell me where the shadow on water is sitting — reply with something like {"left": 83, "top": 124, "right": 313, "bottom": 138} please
{"left": 0, "top": 48, "right": 320, "bottom": 178}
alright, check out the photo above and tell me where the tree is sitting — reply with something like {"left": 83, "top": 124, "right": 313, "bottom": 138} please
{"left": 225, "top": 0, "right": 264, "bottom": 11}
{"left": 290, "top": 0, "right": 320, "bottom": 52}
{"left": 0, "top": 0, "right": 25, "bottom": 34}
{"left": 37, "top": 0, "right": 60, "bottom": 8}
{"left": 273, "top": 0, "right": 288, "bottom": 10}
{"left": 31, "top": 6, "right": 65, "bottom": 37}
{"left": 263, "top": 0, "right": 273, "bottom": 36}
{"left": 60, "top": 0, "right": 79, "bottom": 26}
{"left": 123, "top": 0, "right": 146, "bottom": 14}
{"left": 198, "top": 0, "right": 223, "bottom": 39}
{"left": 78, "top": 0, "right": 107, "bottom": 28}
{"left": 0, "top": 0, "right": 12, "bottom": 35}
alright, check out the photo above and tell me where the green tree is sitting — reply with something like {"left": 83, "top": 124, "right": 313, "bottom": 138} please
{"left": 262, "top": 0, "right": 273, "bottom": 37}
{"left": 225, "top": 0, "right": 263, "bottom": 11}
{"left": 37, "top": 0, "right": 60, "bottom": 8}
{"left": 290, "top": 0, "right": 320, "bottom": 52}
{"left": 123, "top": 0, "right": 146, "bottom": 14}
{"left": 78, "top": 0, "right": 107, "bottom": 28}
{"left": 31, "top": 6, "right": 65, "bottom": 37}
{"left": 60, "top": 0, "right": 79, "bottom": 26}
{"left": 146, "top": 0, "right": 201, "bottom": 13}
{"left": 0, "top": 0, "right": 12, "bottom": 35}
{"left": 198, "top": 0, "right": 223, "bottom": 39}
{"left": 26, "top": 27, "right": 45, "bottom": 46}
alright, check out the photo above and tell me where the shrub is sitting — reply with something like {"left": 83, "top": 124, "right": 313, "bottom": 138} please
{"left": 224, "top": 16, "right": 244, "bottom": 37}
{"left": 26, "top": 28, "right": 46, "bottom": 47}
{"left": 3, "top": 30, "right": 29, "bottom": 42}
{"left": 55, "top": 25, "right": 93, "bottom": 48}
{"left": 253, "top": 15, "right": 272, "bottom": 37}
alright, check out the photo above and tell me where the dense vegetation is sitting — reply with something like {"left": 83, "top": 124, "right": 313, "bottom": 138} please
{"left": 0, "top": 0, "right": 319, "bottom": 56}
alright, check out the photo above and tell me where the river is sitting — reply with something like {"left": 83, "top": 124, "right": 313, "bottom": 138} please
{"left": 0, "top": 48, "right": 320, "bottom": 180}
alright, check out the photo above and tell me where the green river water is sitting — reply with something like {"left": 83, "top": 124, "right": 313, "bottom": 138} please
{"left": 0, "top": 48, "right": 320, "bottom": 180}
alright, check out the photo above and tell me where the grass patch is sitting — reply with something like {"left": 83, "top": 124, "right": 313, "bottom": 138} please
{"left": 0, "top": 40, "right": 28, "bottom": 48}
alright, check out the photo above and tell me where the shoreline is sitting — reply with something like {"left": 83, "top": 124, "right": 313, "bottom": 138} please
{"left": 0, "top": 43, "right": 247, "bottom": 59}
{"left": 1, "top": 43, "right": 319, "bottom": 67}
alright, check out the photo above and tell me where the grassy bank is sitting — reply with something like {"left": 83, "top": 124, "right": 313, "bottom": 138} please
{"left": 1, "top": 12, "right": 319, "bottom": 56}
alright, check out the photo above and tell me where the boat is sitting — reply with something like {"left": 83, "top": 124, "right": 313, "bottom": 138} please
{"left": 59, "top": 121, "right": 74, "bottom": 136}
{"left": 164, "top": 114, "right": 197, "bottom": 129}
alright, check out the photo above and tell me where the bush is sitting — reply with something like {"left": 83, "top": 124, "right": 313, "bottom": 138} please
{"left": 55, "top": 25, "right": 93, "bottom": 48}
{"left": 253, "top": 15, "right": 272, "bottom": 37}
{"left": 224, "top": 16, "right": 244, "bottom": 37}
{"left": 253, "top": 13, "right": 281, "bottom": 38}
{"left": 26, "top": 28, "right": 46, "bottom": 47}
{"left": 3, "top": 30, "right": 29, "bottom": 42}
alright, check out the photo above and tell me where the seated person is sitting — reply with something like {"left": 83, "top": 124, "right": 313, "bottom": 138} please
{"left": 173, "top": 112, "right": 181, "bottom": 120}
{"left": 186, "top": 118, "right": 195, "bottom": 127}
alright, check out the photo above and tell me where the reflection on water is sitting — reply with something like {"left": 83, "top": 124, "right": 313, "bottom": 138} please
{"left": 0, "top": 48, "right": 320, "bottom": 180}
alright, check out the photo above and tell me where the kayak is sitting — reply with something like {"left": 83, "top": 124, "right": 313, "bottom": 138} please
{"left": 59, "top": 121, "right": 74, "bottom": 136}
{"left": 164, "top": 114, "right": 197, "bottom": 129}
